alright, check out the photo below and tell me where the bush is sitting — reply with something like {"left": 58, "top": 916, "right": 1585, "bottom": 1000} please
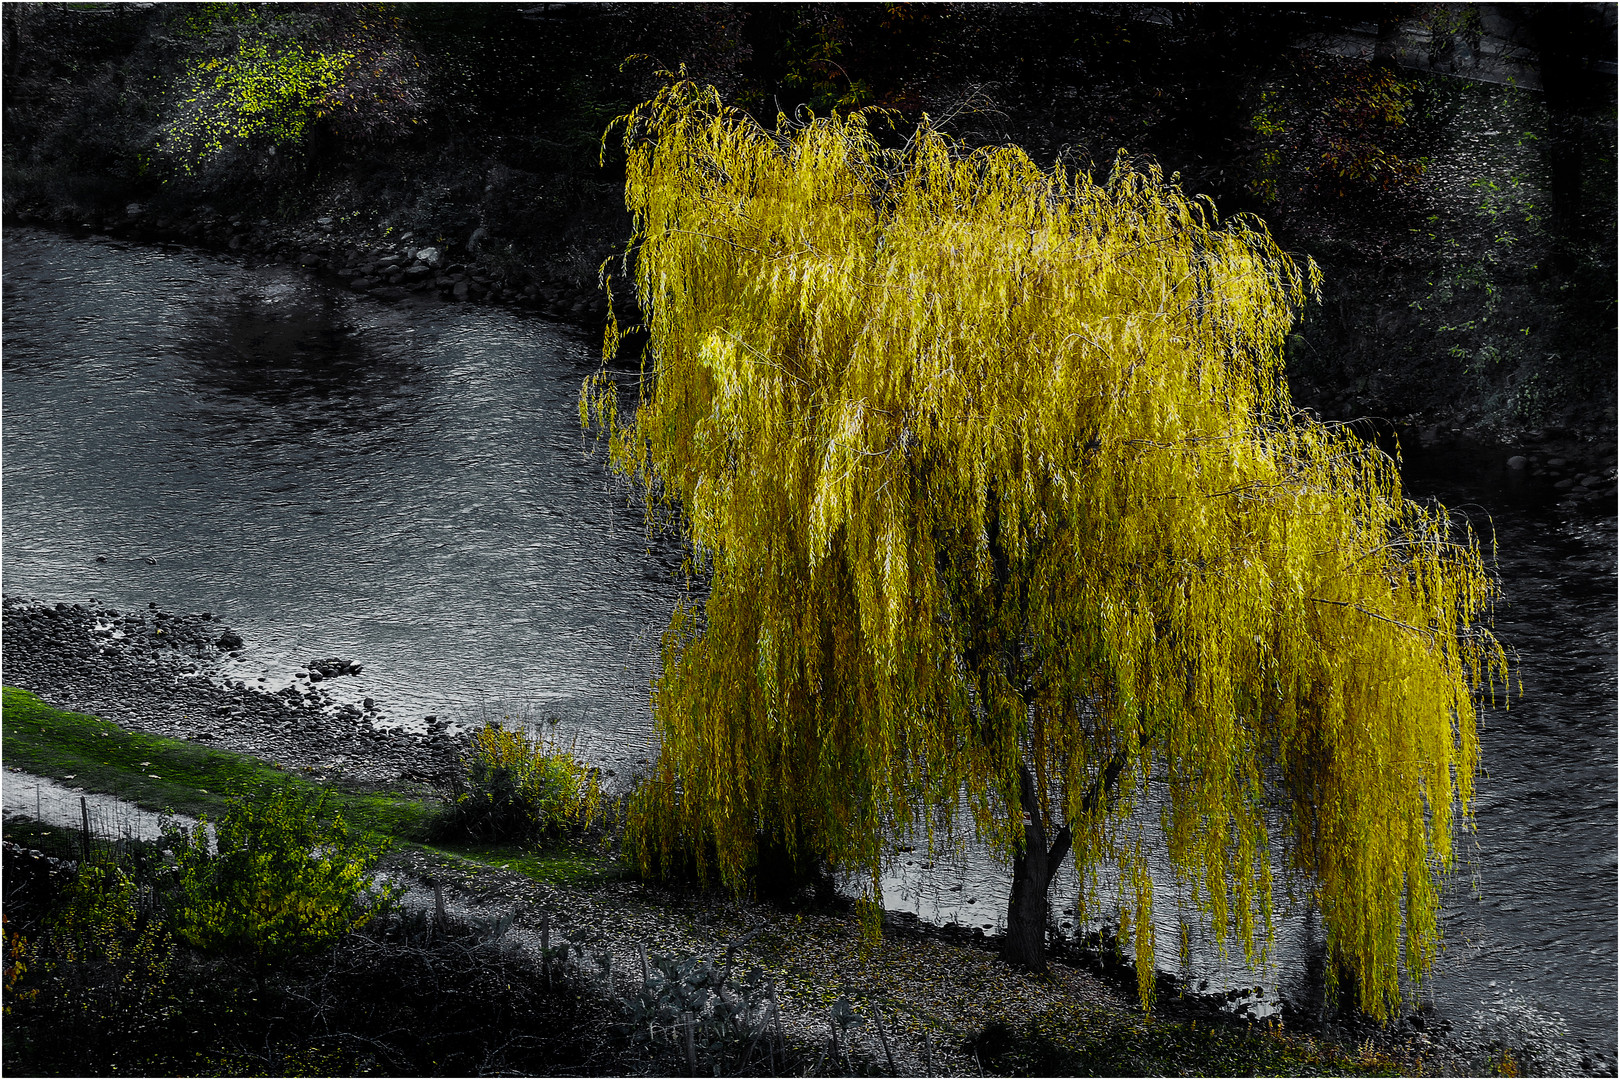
{"left": 2, "top": 857, "right": 183, "bottom": 1074}
{"left": 5, "top": 873, "right": 620, "bottom": 1076}
{"left": 168, "top": 783, "right": 399, "bottom": 969}
{"left": 434, "top": 720, "right": 602, "bottom": 845}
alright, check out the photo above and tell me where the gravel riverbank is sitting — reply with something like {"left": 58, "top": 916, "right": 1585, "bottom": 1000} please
{"left": 1, "top": 593, "right": 456, "bottom": 785}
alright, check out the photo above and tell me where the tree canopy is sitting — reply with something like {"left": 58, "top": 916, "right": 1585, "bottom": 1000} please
{"left": 583, "top": 82, "right": 1508, "bottom": 1018}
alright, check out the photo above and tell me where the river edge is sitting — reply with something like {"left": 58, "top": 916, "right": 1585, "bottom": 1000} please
{"left": 12, "top": 592, "right": 1594, "bottom": 1080}
{"left": 3, "top": 592, "right": 1563, "bottom": 1077}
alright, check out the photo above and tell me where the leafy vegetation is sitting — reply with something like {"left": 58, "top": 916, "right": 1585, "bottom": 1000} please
{"left": 433, "top": 719, "right": 603, "bottom": 846}
{"left": 168, "top": 784, "right": 400, "bottom": 968}
{"left": 151, "top": 3, "right": 426, "bottom": 181}
{"left": 586, "top": 82, "right": 1508, "bottom": 1019}
{"left": 3, "top": 856, "right": 615, "bottom": 1076}
{"left": 615, "top": 945, "right": 790, "bottom": 1074}
{"left": 1250, "top": 58, "right": 1428, "bottom": 204}
{"left": 4, "top": 857, "right": 182, "bottom": 1073}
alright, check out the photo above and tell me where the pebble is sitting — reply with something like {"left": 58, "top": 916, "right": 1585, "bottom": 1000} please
{"left": 1506, "top": 455, "right": 1528, "bottom": 470}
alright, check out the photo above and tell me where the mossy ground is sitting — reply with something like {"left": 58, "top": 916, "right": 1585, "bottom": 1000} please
{"left": 430, "top": 837, "right": 622, "bottom": 885}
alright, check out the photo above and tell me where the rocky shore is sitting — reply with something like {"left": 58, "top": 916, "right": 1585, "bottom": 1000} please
{"left": 1, "top": 594, "right": 456, "bottom": 785}
{"left": 4, "top": 203, "right": 618, "bottom": 327}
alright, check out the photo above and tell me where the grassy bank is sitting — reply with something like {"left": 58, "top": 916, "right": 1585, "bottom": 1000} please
{"left": 2, "top": 685, "right": 434, "bottom": 838}
{"left": 2, "top": 685, "right": 617, "bottom": 884}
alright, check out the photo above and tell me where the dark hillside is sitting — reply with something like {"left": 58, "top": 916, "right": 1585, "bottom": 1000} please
{"left": 5, "top": 3, "right": 1614, "bottom": 462}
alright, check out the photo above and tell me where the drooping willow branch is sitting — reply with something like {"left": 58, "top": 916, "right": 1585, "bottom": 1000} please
{"left": 586, "top": 81, "right": 1509, "bottom": 1019}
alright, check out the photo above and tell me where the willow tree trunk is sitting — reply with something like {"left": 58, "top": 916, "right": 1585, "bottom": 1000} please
{"left": 1001, "top": 763, "right": 1072, "bottom": 973}
{"left": 1001, "top": 753, "right": 1129, "bottom": 972}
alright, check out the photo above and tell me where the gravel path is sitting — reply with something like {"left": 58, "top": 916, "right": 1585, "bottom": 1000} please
{"left": 2, "top": 766, "right": 206, "bottom": 842}
{"left": 381, "top": 842, "right": 1141, "bottom": 1077}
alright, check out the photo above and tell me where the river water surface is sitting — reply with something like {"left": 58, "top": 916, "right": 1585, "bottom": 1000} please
{"left": 3, "top": 228, "right": 1614, "bottom": 1066}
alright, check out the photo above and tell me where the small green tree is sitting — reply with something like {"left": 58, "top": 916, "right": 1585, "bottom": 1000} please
{"left": 585, "top": 83, "right": 1507, "bottom": 1018}
{"left": 151, "top": 4, "right": 426, "bottom": 180}
{"left": 3, "top": 860, "right": 180, "bottom": 1073}
{"left": 168, "top": 784, "right": 398, "bottom": 969}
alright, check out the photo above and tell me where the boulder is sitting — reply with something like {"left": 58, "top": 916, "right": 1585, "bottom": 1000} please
{"left": 216, "top": 629, "right": 244, "bottom": 650}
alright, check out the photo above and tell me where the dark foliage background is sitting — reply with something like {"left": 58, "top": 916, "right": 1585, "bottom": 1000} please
{"left": 3, "top": 2, "right": 1614, "bottom": 443}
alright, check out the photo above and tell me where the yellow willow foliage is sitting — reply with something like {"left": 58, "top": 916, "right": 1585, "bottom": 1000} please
{"left": 582, "top": 82, "right": 1508, "bottom": 1019}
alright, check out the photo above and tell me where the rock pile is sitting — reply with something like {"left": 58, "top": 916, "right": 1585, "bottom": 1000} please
{"left": 306, "top": 657, "right": 362, "bottom": 681}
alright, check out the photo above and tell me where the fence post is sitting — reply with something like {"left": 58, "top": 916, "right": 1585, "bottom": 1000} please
{"left": 80, "top": 795, "right": 91, "bottom": 861}
{"left": 541, "top": 910, "right": 551, "bottom": 987}
{"left": 684, "top": 1011, "right": 697, "bottom": 1076}
{"left": 639, "top": 942, "right": 651, "bottom": 989}
{"left": 873, "top": 1005, "right": 897, "bottom": 1076}
{"left": 433, "top": 879, "right": 446, "bottom": 932}
{"left": 769, "top": 981, "right": 786, "bottom": 1069}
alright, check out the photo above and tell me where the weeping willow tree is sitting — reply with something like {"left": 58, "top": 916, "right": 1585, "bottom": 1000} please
{"left": 582, "top": 82, "right": 1507, "bottom": 1018}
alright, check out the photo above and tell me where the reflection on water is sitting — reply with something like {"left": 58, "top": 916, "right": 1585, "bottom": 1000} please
{"left": 1, "top": 228, "right": 684, "bottom": 771}
{"left": 3, "top": 228, "right": 1614, "bottom": 1063}
{"left": 178, "top": 290, "right": 426, "bottom": 434}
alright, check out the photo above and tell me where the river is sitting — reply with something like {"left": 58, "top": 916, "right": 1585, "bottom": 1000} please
{"left": 3, "top": 227, "right": 1613, "bottom": 1067}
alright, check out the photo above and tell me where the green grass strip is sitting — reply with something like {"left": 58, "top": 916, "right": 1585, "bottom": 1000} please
{"left": 2, "top": 686, "right": 623, "bottom": 885}
{"left": 431, "top": 838, "right": 620, "bottom": 885}
{"left": 2, "top": 685, "right": 435, "bottom": 839}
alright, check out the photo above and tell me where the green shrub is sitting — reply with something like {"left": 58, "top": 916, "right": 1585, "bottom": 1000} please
{"left": 435, "top": 721, "right": 602, "bottom": 845}
{"left": 3, "top": 859, "right": 182, "bottom": 1073}
{"left": 5, "top": 868, "right": 616, "bottom": 1077}
{"left": 168, "top": 784, "right": 398, "bottom": 968}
